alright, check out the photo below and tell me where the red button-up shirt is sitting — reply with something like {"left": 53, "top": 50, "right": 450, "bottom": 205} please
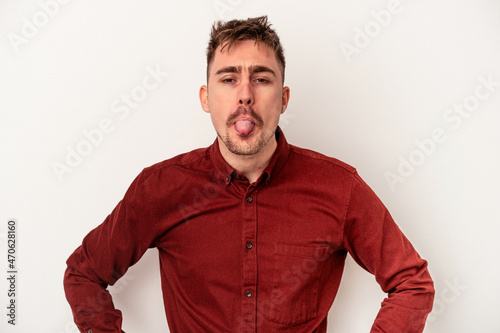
{"left": 64, "top": 128, "right": 434, "bottom": 332}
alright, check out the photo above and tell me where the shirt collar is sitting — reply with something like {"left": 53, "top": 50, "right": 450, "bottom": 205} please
{"left": 209, "top": 126, "right": 290, "bottom": 186}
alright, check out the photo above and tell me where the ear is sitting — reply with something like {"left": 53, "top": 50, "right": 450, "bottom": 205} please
{"left": 199, "top": 85, "right": 210, "bottom": 113}
{"left": 281, "top": 86, "right": 290, "bottom": 114}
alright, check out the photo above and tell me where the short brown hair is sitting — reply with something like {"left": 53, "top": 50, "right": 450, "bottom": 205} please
{"left": 206, "top": 15, "right": 286, "bottom": 84}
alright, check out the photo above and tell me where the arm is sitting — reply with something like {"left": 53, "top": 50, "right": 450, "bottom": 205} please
{"left": 343, "top": 172, "right": 434, "bottom": 333}
{"left": 64, "top": 171, "right": 158, "bottom": 333}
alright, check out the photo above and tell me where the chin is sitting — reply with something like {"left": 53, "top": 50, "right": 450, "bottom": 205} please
{"left": 228, "top": 133, "right": 274, "bottom": 156}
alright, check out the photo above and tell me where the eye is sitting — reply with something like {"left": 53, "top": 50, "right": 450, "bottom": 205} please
{"left": 222, "top": 78, "right": 235, "bottom": 83}
{"left": 255, "top": 78, "right": 268, "bottom": 83}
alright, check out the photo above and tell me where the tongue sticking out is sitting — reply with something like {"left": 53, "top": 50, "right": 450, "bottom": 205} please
{"left": 234, "top": 120, "right": 255, "bottom": 136}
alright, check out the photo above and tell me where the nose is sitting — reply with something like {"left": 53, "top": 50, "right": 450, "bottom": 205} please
{"left": 238, "top": 81, "right": 254, "bottom": 106}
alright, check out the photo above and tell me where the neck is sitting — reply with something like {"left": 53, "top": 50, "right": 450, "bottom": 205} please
{"left": 218, "top": 137, "right": 277, "bottom": 184}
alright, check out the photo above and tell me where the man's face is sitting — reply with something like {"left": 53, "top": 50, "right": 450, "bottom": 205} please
{"left": 200, "top": 40, "right": 290, "bottom": 157}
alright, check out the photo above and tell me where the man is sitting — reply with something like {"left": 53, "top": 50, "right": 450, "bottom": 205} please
{"left": 64, "top": 16, "right": 434, "bottom": 332}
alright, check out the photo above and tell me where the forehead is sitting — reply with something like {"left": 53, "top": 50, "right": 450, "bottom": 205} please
{"left": 210, "top": 40, "right": 280, "bottom": 74}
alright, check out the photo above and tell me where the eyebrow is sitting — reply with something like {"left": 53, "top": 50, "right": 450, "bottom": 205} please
{"left": 214, "top": 65, "right": 277, "bottom": 77}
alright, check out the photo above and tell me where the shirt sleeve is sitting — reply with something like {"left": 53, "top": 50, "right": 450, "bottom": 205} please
{"left": 64, "top": 170, "right": 158, "bottom": 333}
{"left": 342, "top": 172, "right": 435, "bottom": 333}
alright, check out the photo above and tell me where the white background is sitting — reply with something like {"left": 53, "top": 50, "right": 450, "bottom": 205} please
{"left": 1, "top": 0, "right": 499, "bottom": 332}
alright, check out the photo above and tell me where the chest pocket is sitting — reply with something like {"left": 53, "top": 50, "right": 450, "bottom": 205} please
{"left": 268, "top": 243, "right": 330, "bottom": 326}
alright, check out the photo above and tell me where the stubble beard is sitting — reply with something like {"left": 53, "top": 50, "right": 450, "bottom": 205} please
{"left": 217, "top": 105, "right": 276, "bottom": 156}
{"left": 218, "top": 127, "right": 275, "bottom": 156}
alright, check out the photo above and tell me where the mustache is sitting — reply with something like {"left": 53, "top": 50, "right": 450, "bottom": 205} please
{"left": 226, "top": 106, "right": 264, "bottom": 127}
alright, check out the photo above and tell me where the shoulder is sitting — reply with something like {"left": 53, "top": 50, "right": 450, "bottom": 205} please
{"left": 288, "top": 144, "right": 357, "bottom": 176}
{"left": 140, "top": 146, "right": 211, "bottom": 180}
{"left": 288, "top": 145, "right": 379, "bottom": 207}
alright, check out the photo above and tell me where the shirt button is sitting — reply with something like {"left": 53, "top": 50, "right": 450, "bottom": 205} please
{"left": 246, "top": 242, "right": 253, "bottom": 249}
{"left": 246, "top": 196, "right": 253, "bottom": 203}
{"left": 245, "top": 290, "right": 253, "bottom": 298}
